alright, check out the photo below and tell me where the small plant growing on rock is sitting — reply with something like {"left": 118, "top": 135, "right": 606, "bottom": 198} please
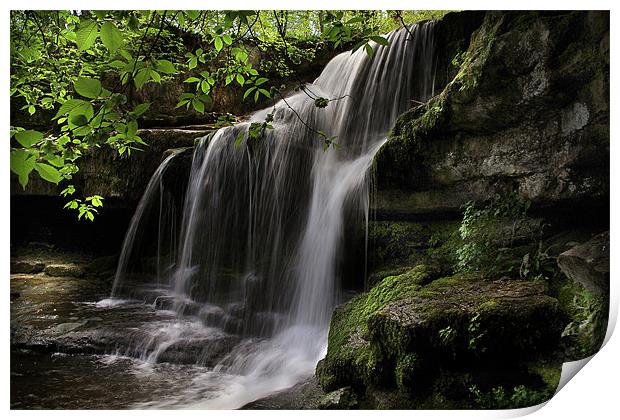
{"left": 467, "top": 312, "right": 486, "bottom": 353}
{"left": 455, "top": 193, "right": 531, "bottom": 273}
{"left": 519, "top": 240, "right": 557, "bottom": 281}
{"left": 438, "top": 325, "right": 457, "bottom": 346}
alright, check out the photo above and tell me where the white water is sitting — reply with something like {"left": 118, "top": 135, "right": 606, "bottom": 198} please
{"left": 108, "top": 22, "right": 437, "bottom": 408}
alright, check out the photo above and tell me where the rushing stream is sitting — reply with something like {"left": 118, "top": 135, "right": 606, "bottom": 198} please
{"left": 32, "top": 22, "right": 439, "bottom": 409}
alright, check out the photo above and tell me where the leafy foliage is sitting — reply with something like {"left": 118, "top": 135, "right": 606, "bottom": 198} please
{"left": 455, "top": 193, "right": 531, "bottom": 273}
{"left": 10, "top": 10, "right": 448, "bottom": 220}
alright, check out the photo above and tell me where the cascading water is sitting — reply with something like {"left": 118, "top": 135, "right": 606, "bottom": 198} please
{"left": 107, "top": 22, "right": 437, "bottom": 408}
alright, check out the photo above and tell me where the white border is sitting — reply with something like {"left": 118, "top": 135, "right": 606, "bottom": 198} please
{"left": 2, "top": 1, "right": 617, "bottom": 419}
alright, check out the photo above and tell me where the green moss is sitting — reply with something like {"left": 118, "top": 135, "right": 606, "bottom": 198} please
{"left": 478, "top": 298, "right": 500, "bottom": 312}
{"left": 319, "top": 264, "right": 444, "bottom": 390}
{"left": 527, "top": 360, "right": 562, "bottom": 395}
{"left": 367, "top": 265, "right": 413, "bottom": 288}
{"left": 320, "top": 271, "right": 480, "bottom": 390}
{"left": 368, "top": 221, "right": 428, "bottom": 267}
{"left": 452, "top": 13, "right": 501, "bottom": 97}
{"left": 395, "top": 353, "right": 421, "bottom": 393}
{"left": 368, "top": 220, "right": 461, "bottom": 279}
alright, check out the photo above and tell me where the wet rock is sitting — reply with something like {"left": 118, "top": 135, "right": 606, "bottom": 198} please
{"left": 242, "top": 377, "right": 327, "bottom": 409}
{"left": 317, "top": 387, "right": 358, "bottom": 409}
{"left": 86, "top": 255, "right": 118, "bottom": 276}
{"left": 153, "top": 296, "right": 176, "bottom": 311}
{"left": 222, "top": 315, "right": 243, "bottom": 335}
{"left": 558, "top": 231, "right": 609, "bottom": 295}
{"left": 10, "top": 260, "right": 45, "bottom": 274}
{"left": 197, "top": 304, "right": 226, "bottom": 326}
{"left": 226, "top": 302, "right": 246, "bottom": 318}
{"left": 152, "top": 296, "right": 203, "bottom": 316}
{"left": 45, "top": 322, "right": 87, "bottom": 336}
{"left": 153, "top": 334, "right": 239, "bottom": 366}
{"left": 43, "top": 264, "right": 85, "bottom": 278}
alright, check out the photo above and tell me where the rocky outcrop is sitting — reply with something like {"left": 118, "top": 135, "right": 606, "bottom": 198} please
{"left": 558, "top": 231, "right": 609, "bottom": 295}
{"left": 375, "top": 11, "right": 609, "bottom": 217}
{"left": 316, "top": 271, "right": 564, "bottom": 408}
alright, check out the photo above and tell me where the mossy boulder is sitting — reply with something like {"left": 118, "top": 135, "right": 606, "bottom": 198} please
{"left": 317, "top": 272, "right": 566, "bottom": 407}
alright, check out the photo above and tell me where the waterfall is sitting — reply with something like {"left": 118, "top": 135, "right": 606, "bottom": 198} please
{"left": 111, "top": 151, "right": 181, "bottom": 299}
{"left": 108, "top": 22, "right": 437, "bottom": 408}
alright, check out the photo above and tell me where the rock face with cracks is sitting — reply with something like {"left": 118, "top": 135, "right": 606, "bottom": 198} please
{"left": 374, "top": 11, "right": 609, "bottom": 218}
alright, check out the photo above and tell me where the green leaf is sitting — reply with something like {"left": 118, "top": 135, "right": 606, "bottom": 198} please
{"left": 46, "top": 155, "right": 65, "bottom": 168}
{"left": 186, "top": 10, "right": 200, "bottom": 20}
{"left": 100, "top": 21, "right": 123, "bottom": 53}
{"left": 64, "top": 199, "right": 80, "bottom": 209}
{"left": 10, "top": 150, "right": 36, "bottom": 188}
{"left": 150, "top": 70, "right": 161, "bottom": 83}
{"left": 370, "top": 36, "right": 389, "bottom": 46}
{"left": 75, "top": 77, "right": 102, "bottom": 99}
{"left": 90, "top": 195, "right": 104, "bottom": 207}
{"left": 109, "top": 60, "right": 126, "bottom": 69}
{"left": 156, "top": 59, "right": 176, "bottom": 74}
{"left": 346, "top": 16, "right": 364, "bottom": 24}
{"left": 236, "top": 74, "right": 245, "bottom": 86}
{"left": 255, "top": 77, "right": 268, "bottom": 86}
{"left": 69, "top": 113, "right": 88, "bottom": 127}
{"left": 132, "top": 102, "right": 150, "bottom": 116}
{"left": 119, "top": 49, "right": 133, "bottom": 61}
{"left": 184, "top": 77, "right": 200, "bottom": 83}
{"left": 60, "top": 185, "right": 76, "bottom": 197}
{"left": 34, "top": 162, "right": 62, "bottom": 184}
{"left": 214, "top": 36, "right": 223, "bottom": 52}
{"left": 222, "top": 34, "right": 233, "bottom": 45}
{"left": 243, "top": 86, "right": 256, "bottom": 99}
{"left": 76, "top": 19, "right": 99, "bottom": 51}
{"left": 127, "top": 120, "right": 138, "bottom": 137}
{"left": 67, "top": 101, "right": 94, "bottom": 121}
{"left": 192, "top": 99, "right": 205, "bottom": 113}
{"left": 15, "top": 130, "right": 44, "bottom": 148}
{"left": 351, "top": 40, "right": 366, "bottom": 53}
{"left": 364, "top": 43, "right": 374, "bottom": 57}
{"left": 134, "top": 68, "right": 151, "bottom": 89}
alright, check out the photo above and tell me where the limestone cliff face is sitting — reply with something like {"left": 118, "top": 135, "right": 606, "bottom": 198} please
{"left": 375, "top": 11, "right": 609, "bottom": 217}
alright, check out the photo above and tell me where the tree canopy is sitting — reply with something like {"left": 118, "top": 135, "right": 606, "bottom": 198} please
{"left": 10, "top": 10, "right": 449, "bottom": 220}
